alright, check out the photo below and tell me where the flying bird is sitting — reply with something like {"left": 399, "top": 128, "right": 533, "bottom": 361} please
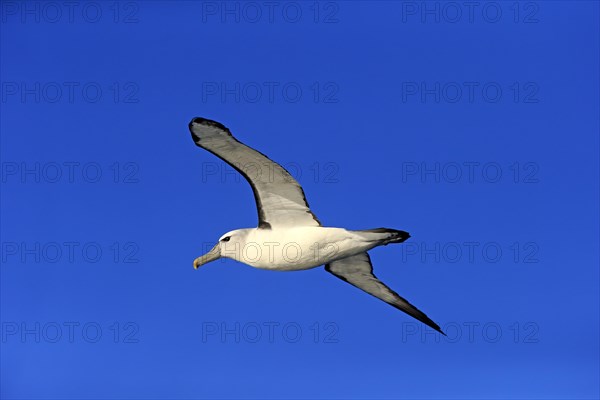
{"left": 189, "top": 117, "right": 445, "bottom": 335}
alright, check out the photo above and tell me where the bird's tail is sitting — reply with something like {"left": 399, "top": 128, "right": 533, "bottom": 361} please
{"left": 354, "top": 228, "right": 410, "bottom": 246}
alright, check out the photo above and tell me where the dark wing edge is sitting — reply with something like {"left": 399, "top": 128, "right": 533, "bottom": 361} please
{"left": 188, "top": 117, "right": 321, "bottom": 229}
{"left": 325, "top": 253, "right": 446, "bottom": 335}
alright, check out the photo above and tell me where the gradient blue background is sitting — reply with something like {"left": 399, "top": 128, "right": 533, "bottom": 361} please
{"left": 1, "top": 1, "right": 599, "bottom": 398}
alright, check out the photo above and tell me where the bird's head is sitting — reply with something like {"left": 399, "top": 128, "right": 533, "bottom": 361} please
{"left": 193, "top": 229, "right": 249, "bottom": 269}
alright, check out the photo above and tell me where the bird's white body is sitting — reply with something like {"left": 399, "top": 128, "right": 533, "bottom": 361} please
{"left": 219, "top": 227, "right": 386, "bottom": 271}
{"left": 188, "top": 116, "right": 445, "bottom": 334}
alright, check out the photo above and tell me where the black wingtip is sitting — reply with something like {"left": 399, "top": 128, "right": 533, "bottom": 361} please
{"left": 388, "top": 229, "right": 410, "bottom": 244}
{"left": 397, "top": 230, "right": 410, "bottom": 242}
{"left": 425, "top": 320, "right": 446, "bottom": 336}
{"left": 189, "top": 117, "right": 228, "bottom": 130}
{"left": 188, "top": 117, "right": 232, "bottom": 142}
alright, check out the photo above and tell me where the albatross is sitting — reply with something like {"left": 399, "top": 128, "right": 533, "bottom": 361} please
{"left": 189, "top": 117, "right": 445, "bottom": 335}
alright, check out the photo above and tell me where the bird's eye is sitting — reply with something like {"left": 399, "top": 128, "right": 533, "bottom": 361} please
{"left": 221, "top": 236, "right": 230, "bottom": 242}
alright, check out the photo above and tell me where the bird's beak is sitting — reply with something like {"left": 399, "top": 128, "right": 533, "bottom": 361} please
{"left": 193, "top": 244, "right": 221, "bottom": 269}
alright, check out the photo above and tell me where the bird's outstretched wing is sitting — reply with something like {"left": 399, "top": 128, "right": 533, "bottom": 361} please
{"left": 325, "top": 252, "right": 445, "bottom": 335}
{"left": 189, "top": 117, "right": 321, "bottom": 229}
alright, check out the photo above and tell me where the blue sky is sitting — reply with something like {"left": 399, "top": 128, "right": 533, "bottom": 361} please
{"left": 1, "top": 1, "right": 599, "bottom": 398}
